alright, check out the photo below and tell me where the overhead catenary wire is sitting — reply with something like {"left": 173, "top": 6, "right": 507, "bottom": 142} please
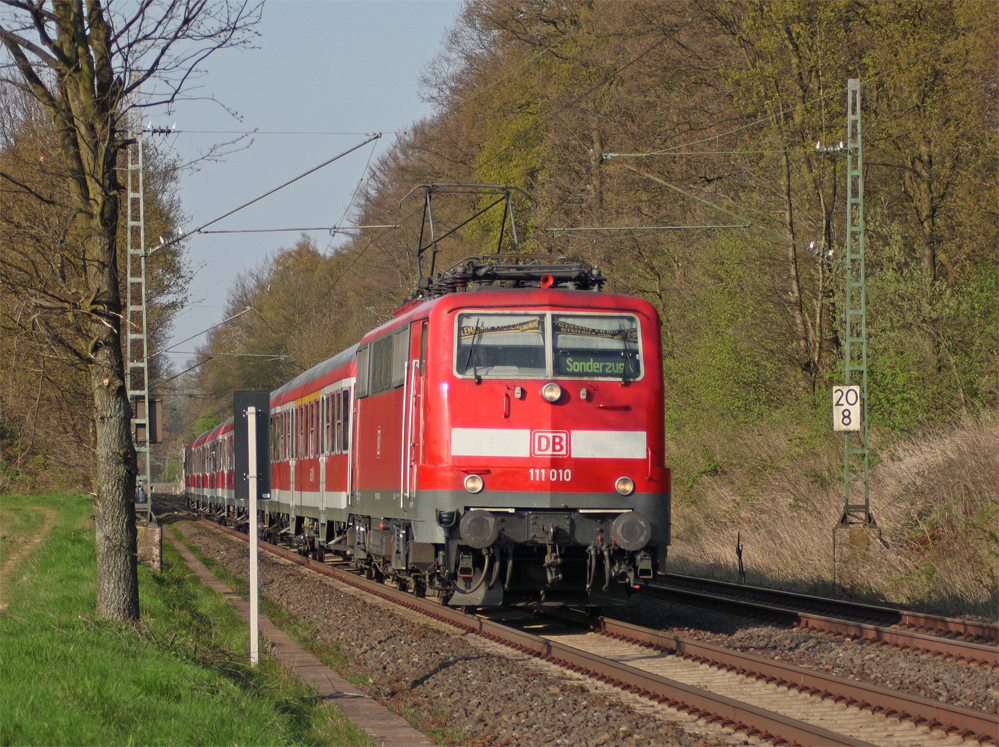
{"left": 197, "top": 225, "right": 400, "bottom": 235}
{"left": 150, "top": 306, "right": 254, "bottom": 359}
{"left": 157, "top": 134, "right": 381, "bottom": 252}
{"left": 325, "top": 136, "right": 384, "bottom": 254}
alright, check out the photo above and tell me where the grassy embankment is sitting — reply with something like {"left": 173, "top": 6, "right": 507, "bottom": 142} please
{"left": 0, "top": 493, "right": 374, "bottom": 747}
{"left": 667, "top": 414, "right": 998, "bottom": 617}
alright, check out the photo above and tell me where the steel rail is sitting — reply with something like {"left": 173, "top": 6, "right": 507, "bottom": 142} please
{"left": 654, "top": 575, "right": 998, "bottom": 641}
{"left": 600, "top": 617, "right": 999, "bottom": 745}
{"left": 192, "top": 518, "right": 998, "bottom": 746}
{"left": 648, "top": 575, "right": 998, "bottom": 665}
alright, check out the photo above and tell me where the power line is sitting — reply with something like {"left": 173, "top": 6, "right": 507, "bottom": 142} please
{"left": 156, "top": 134, "right": 382, "bottom": 251}
{"left": 176, "top": 130, "right": 406, "bottom": 136}
{"left": 198, "top": 225, "right": 399, "bottom": 235}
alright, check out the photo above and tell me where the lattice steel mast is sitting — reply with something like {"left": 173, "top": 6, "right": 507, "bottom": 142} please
{"left": 125, "top": 109, "right": 153, "bottom": 522}
{"left": 839, "top": 79, "right": 875, "bottom": 529}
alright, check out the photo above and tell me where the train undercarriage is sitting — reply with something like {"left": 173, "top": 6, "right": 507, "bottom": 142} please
{"left": 188, "top": 497, "right": 658, "bottom": 609}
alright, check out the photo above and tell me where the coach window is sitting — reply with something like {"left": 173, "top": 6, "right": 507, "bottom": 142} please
{"left": 316, "top": 399, "right": 323, "bottom": 456}
{"left": 333, "top": 390, "right": 341, "bottom": 454}
{"left": 356, "top": 346, "right": 369, "bottom": 398}
{"left": 327, "top": 395, "right": 333, "bottom": 455}
{"left": 309, "top": 401, "right": 316, "bottom": 458}
{"left": 419, "top": 320, "right": 428, "bottom": 375}
{"left": 341, "top": 388, "right": 350, "bottom": 452}
{"left": 299, "top": 405, "right": 305, "bottom": 459}
{"left": 369, "top": 335, "right": 393, "bottom": 394}
{"left": 298, "top": 405, "right": 304, "bottom": 459}
{"left": 455, "top": 313, "right": 546, "bottom": 378}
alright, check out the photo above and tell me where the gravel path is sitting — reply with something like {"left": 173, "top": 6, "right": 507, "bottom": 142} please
{"left": 172, "top": 519, "right": 996, "bottom": 746}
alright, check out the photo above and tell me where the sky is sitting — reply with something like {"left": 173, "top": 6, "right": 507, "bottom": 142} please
{"left": 145, "top": 0, "right": 462, "bottom": 367}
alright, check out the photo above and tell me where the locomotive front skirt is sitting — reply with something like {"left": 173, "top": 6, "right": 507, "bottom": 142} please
{"left": 187, "top": 286, "right": 671, "bottom": 608}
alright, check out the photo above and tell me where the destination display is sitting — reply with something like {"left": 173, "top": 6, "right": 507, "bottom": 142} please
{"left": 556, "top": 349, "right": 640, "bottom": 378}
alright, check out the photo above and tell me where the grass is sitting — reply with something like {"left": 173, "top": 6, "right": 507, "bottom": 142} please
{"left": 666, "top": 414, "right": 999, "bottom": 617}
{"left": 0, "top": 493, "right": 375, "bottom": 747}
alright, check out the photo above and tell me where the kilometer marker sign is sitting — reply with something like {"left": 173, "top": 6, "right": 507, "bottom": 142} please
{"left": 832, "top": 385, "right": 862, "bottom": 432}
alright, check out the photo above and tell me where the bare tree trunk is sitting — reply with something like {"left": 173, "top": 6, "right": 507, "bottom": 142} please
{"left": 85, "top": 218, "right": 140, "bottom": 621}
{"left": 780, "top": 151, "right": 816, "bottom": 387}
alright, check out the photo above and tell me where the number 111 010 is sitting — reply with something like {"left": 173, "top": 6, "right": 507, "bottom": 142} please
{"left": 529, "top": 468, "right": 572, "bottom": 481}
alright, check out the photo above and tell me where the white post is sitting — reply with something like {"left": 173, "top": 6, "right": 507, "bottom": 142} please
{"left": 247, "top": 405, "right": 260, "bottom": 666}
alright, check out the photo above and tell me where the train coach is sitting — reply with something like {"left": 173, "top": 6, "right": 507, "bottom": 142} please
{"left": 186, "top": 256, "right": 671, "bottom": 608}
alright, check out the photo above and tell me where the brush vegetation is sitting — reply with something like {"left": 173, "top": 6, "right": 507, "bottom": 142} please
{"left": 667, "top": 415, "right": 998, "bottom": 617}
{"left": 0, "top": 493, "right": 374, "bottom": 747}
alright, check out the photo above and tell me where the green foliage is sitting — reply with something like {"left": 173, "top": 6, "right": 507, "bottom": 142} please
{"left": 866, "top": 221, "right": 999, "bottom": 427}
{"left": 193, "top": 411, "right": 222, "bottom": 437}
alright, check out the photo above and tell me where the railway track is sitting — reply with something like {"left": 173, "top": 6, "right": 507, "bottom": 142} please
{"left": 645, "top": 575, "right": 998, "bottom": 667}
{"left": 184, "top": 514, "right": 998, "bottom": 746}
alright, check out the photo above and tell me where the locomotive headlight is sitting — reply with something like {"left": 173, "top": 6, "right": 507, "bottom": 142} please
{"left": 615, "top": 476, "right": 635, "bottom": 496}
{"left": 464, "top": 474, "right": 484, "bottom": 494}
{"left": 541, "top": 382, "right": 563, "bottom": 403}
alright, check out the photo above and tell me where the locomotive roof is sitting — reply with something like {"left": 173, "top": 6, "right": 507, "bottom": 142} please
{"left": 363, "top": 287, "right": 659, "bottom": 344}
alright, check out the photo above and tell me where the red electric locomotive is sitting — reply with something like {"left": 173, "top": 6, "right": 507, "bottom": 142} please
{"left": 186, "top": 256, "right": 671, "bottom": 608}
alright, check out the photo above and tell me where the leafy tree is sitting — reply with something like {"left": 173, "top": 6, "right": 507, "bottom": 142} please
{"left": 1, "top": 88, "right": 188, "bottom": 488}
{"left": 0, "top": 0, "right": 261, "bottom": 622}
{"left": 861, "top": 1, "right": 998, "bottom": 380}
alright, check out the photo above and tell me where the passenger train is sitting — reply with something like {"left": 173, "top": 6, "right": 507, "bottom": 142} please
{"left": 186, "top": 256, "right": 671, "bottom": 608}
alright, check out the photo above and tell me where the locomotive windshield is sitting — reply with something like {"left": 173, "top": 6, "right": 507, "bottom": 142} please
{"left": 455, "top": 311, "right": 642, "bottom": 380}
{"left": 553, "top": 314, "right": 640, "bottom": 379}
{"left": 456, "top": 313, "right": 546, "bottom": 377}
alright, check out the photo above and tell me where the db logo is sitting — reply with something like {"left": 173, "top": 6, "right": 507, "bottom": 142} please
{"left": 532, "top": 431, "right": 569, "bottom": 456}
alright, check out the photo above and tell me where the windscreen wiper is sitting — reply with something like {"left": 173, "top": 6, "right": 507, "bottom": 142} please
{"left": 462, "top": 319, "right": 481, "bottom": 381}
{"left": 619, "top": 321, "right": 631, "bottom": 382}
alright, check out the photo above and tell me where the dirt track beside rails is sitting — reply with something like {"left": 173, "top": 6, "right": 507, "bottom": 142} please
{"left": 0, "top": 506, "right": 57, "bottom": 610}
{"left": 172, "top": 520, "right": 748, "bottom": 747}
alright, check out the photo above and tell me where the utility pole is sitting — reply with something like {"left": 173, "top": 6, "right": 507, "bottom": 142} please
{"left": 818, "top": 79, "right": 879, "bottom": 585}
{"left": 838, "top": 79, "right": 875, "bottom": 532}
{"left": 126, "top": 98, "right": 171, "bottom": 522}
{"left": 126, "top": 108, "right": 153, "bottom": 523}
